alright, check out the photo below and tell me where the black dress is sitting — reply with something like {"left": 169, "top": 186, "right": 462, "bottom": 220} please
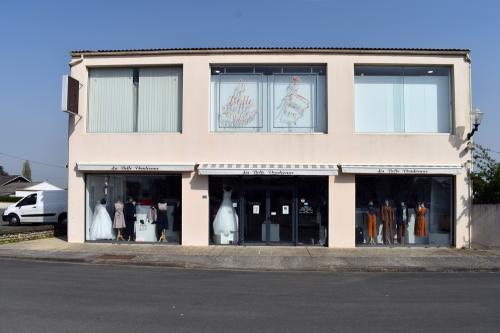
{"left": 157, "top": 206, "right": 168, "bottom": 231}
{"left": 123, "top": 202, "right": 136, "bottom": 239}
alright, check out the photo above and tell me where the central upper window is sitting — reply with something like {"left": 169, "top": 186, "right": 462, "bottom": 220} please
{"left": 210, "top": 65, "right": 327, "bottom": 133}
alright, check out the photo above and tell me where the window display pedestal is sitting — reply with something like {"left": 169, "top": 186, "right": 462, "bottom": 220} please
{"left": 214, "top": 232, "right": 237, "bottom": 245}
{"left": 134, "top": 221, "right": 157, "bottom": 242}
{"left": 262, "top": 224, "right": 280, "bottom": 242}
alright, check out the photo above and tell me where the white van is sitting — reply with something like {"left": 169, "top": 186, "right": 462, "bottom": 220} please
{"left": 2, "top": 190, "right": 67, "bottom": 225}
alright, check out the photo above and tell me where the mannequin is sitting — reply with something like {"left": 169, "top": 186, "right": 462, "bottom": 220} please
{"left": 147, "top": 205, "right": 158, "bottom": 224}
{"left": 414, "top": 202, "right": 428, "bottom": 237}
{"left": 89, "top": 198, "right": 114, "bottom": 240}
{"left": 366, "top": 200, "right": 377, "bottom": 245}
{"left": 380, "top": 200, "right": 394, "bottom": 245}
{"left": 123, "top": 197, "right": 136, "bottom": 241}
{"left": 213, "top": 185, "right": 239, "bottom": 244}
{"left": 396, "top": 201, "right": 408, "bottom": 245}
{"left": 113, "top": 200, "right": 126, "bottom": 241}
{"left": 157, "top": 200, "right": 168, "bottom": 242}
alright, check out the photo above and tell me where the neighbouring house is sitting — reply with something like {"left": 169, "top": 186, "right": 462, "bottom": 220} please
{"left": 0, "top": 175, "right": 30, "bottom": 196}
{"left": 65, "top": 47, "right": 473, "bottom": 248}
{"left": 0, "top": 176, "right": 62, "bottom": 197}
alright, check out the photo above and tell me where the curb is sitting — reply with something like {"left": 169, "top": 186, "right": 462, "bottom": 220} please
{"left": 1, "top": 254, "right": 499, "bottom": 273}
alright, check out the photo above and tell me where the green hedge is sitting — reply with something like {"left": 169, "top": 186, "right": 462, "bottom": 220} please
{"left": 0, "top": 196, "right": 21, "bottom": 203}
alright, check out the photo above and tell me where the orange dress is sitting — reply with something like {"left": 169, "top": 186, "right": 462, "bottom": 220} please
{"left": 367, "top": 213, "right": 377, "bottom": 238}
{"left": 414, "top": 207, "right": 428, "bottom": 237}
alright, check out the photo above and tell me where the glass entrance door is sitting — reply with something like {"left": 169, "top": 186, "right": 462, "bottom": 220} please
{"left": 243, "top": 187, "right": 295, "bottom": 244}
{"left": 244, "top": 189, "right": 267, "bottom": 243}
{"left": 269, "top": 189, "right": 294, "bottom": 244}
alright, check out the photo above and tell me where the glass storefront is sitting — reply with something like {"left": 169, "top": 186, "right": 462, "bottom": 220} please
{"left": 209, "top": 176, "right": 328, "bottom": 246}
{"left": 355, "top": 175, "right": 453, "bottom": 246}
{"left": 85, "top": 174, "right": 181, "bottom": 243}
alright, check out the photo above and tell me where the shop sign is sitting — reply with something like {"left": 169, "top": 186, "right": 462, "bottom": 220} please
{"left": 242, "top": 169, "right": 295, "bottom": 176}
{"left": 77, "top": 163, "right": 195, "bottom": 172}
{"left": 376, "top": 168, "right": 429, "bottom": 174}
{"left": 110, "top": 165, "right": 160, "bottom": 171}
{"left": 340, "top": 164, "right": 462, "bottom": 175}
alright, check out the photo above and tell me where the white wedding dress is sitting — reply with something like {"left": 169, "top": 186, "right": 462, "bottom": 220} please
{"left": 213, "top": 190, "right": 239, "bottom": 244}
{"left": 89, "top": 203, "right": 115, "bottom": 240}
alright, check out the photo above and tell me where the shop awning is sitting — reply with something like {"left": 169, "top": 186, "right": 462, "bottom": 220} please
{"left": 197, "top": 163, "right": 338, "bottom": 176}
{"left": 339, "top": 164, "right": 463, "bottom": 175}
{"left": 76, "top": 163, "right": 196, "bottom": 172}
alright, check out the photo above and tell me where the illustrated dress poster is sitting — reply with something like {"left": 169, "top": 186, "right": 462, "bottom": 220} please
{"left": 273, "top": 75, "right": 315, "bottom": 128}
{"left": 218, "top": 75, "right": 262, "bottom": 129}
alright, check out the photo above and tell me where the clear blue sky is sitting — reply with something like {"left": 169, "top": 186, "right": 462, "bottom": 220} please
{"left": 0, "top": 0, "right": 499, "bottom": 187}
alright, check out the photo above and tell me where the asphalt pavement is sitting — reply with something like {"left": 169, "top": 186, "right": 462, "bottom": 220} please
{"left": 0, "top": 259, "right": 499, "bottom": 333}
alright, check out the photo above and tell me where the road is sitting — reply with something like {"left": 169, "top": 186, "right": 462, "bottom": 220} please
{"left": 0, "top": 259, "right": 499, "bottom": 333}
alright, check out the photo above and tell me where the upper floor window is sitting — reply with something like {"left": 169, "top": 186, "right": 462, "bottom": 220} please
{"left": 211, "top": 65, "right": 327, "bottom": 133}
{"left": 87, "top": 67, "right": 182, "bottom": 133}
{"left": 354, "top": 66, "right": 452, "bottom": 133}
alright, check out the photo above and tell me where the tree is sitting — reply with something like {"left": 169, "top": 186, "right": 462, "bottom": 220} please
{"left": 22, "top": 160, "right": 32, "bottom": 181}
{"left": 0, "top": 165, "right": 8, "bottom": 176}
{"left": 469, "top": 145, "right": 500, "bottom": 204}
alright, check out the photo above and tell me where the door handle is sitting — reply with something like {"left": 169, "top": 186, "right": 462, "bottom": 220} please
{"left": 32, "top": 206, "right": 36, "bottom": 208}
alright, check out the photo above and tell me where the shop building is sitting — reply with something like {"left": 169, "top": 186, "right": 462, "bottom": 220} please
{"left": 65, "top": 47, "right": 473, "bottom": 248}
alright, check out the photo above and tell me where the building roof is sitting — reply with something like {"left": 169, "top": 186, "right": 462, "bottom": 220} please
{"left": 0, "top": 182, "right": 40, "bottom": 196}
{"left": 71, "top": 47, "right": 470, "bottom": 57}
{"left": 0, "top": 175, "right": 30, "bottom": 187}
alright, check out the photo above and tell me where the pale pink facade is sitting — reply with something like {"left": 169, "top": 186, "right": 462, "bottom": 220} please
{"left": 67, "top": 48, "right": 473, "bottom": 248}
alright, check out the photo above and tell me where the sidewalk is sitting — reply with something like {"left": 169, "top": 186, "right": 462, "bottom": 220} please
{"left": 1, "top": 237, "right": 500, "bottom": 272}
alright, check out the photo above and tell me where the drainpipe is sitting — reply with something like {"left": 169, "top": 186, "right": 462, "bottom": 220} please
{"left": 69, "top": 54, "right": 84, "bottom": 67}
{"left": 466, "top": 52, "right": 473, "bottom": 249}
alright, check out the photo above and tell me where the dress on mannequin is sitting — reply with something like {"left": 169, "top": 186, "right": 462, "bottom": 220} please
{"left": 157, "top": 202, "right": 168, "bottom": 242}
{"left": 123, "top": 199, "right": 136, "bottom": 240}
{"left": 89, "top": 201, "right": 114, "bottom": 240}
{"left": 380, "top": 201, "right": 394, "bottom": 244}
{"left": 367, "top": 202, "right": 378, "bottom": 244}
{"left": 213, "top": 190, "right": 239, "bottom": 244}
{"left": 396, "top": 203, "right": 408, "bottom": 244}
{"left": 414, "top": 204, "right": 428, "bottom": 237}
{"left": 113, "top": 201, "right": 126, "bottom": 229}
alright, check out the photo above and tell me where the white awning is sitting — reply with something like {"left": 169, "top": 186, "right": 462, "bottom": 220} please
{"left": 198, "top": 163, "right": 338, "bottom": 176}
{"left": 340, "top": 164, "right": 463, "bottom": 175}
{"left": 76, "top": 163, "right": 195, "bottom": 172}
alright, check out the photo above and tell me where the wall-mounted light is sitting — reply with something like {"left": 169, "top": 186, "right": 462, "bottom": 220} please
{"left": 466, "top": 108, "right": 484, "bottom": 141}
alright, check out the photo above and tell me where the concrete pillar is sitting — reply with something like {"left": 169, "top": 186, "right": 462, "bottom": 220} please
{"left": 328, "top": 174, "right": 355, "bottom": 248}
{"left": 181, "top": 172, "right": 209, "bottom": 246}
{"left": 67, "top": 170, "right": 85, "bottom": 243}
{"left": 455, "top": 173, "right": 471, "bottom": 248}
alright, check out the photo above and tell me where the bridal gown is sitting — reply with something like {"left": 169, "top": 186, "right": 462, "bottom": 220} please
{"left": 89, "top": 203, "right": 115, "bottom": 240}
{"left": 213, "top": 190, "right": 239, "bottom": 244}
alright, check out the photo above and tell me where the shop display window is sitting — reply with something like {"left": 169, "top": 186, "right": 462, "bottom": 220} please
{"left": 355, "top": 175, "right": 453, "bottom": 246}
{"left": 85, "top": 174, "right": 181, "bottom": 243}
{"left": 208, "top": 176, "right": 328, "bottom": 246}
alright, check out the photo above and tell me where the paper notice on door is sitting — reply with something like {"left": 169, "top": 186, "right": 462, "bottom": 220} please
{"left": 253, "top": 205, "right": 260, "bottom": 214}
{"left": 271, "top": 212, "right": 277, "bottom": 216}
{"left": 282, "top": 205, "right": 289, "bottom": 215}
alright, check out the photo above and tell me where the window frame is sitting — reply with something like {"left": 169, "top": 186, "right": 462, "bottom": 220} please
{"left": 353, "top": 64, "right": 454, "bottom": 134}
{"left": 210, "top": 65, "right": 327, "bottom": 134}
{"left": 86, "top": 66, "right": 183, "bottom": 134}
